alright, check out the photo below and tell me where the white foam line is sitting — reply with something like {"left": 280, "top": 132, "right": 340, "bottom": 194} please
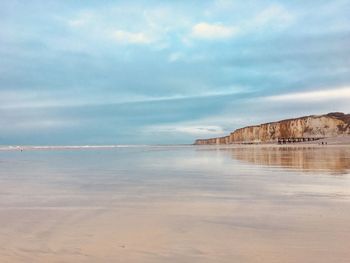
{"left": 0, "top": 144, "right": 192, "bottom": 151}
{"left": 0, "top": 145, "right": 146, "bottom": 151}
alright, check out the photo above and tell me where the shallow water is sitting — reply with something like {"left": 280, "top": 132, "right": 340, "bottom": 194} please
{"left": 0, "top": 145, "right": 349, "bottom": 263}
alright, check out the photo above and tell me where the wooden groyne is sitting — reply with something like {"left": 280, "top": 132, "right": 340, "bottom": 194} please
{"left": 277, "top": 137, "right": 322, "bottom": 144}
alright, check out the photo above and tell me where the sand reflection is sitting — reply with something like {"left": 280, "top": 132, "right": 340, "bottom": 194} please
{"left": 0, "top": 147, "right": 350, "bottom": 262}
{"left": 226, "top": 146, "right": 350, "bottom": 174}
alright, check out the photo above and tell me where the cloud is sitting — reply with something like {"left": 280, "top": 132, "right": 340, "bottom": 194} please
{"left": 147, "top": 124, "right": 226, "bottom": 135}
{"left": 66, "top": 11, "right": 94, "bottom": 28}
{"left": 168, "top": 52, "right": 183, "bottom": 62}
{"left": 191, "top": 22, "right": 238, "bottom": 39}
{"left": 251, "top": 5, "right": 294, "bottom": 29}
{"left": 213, "top": 0, "right": 235, "bottom": 10}
{"left": 4, "top": 119, "right": 77, "bottom": 131}
{"left": 1, "top": 1, "right": 349, "bottom": 144}
{"left": 0, "top": 86, "right": 248, "bottom": 110}
{"left": 263, "top": 87, "right": 350, "bottom": 102}
{"left": 111, "top": 30, "right": 154, "bottom": 44}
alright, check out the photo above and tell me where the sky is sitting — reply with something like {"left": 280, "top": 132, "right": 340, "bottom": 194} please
{"left": 0, "top": 0, "right": 350, "bottom": 145}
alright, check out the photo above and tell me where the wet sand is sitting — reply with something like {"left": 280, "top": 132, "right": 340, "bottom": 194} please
{"left": 0, "top": 146, "right": 349, "bottom": 262}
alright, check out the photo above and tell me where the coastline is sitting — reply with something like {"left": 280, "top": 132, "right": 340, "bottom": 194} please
{"left": 194, "top": 112, "right": 350, "bottom": 146}
{"left": 193, "top": 136, "right": 350, "bottom": 147}
{"left": 0, "top": 136, "right": 349, "bottom": 152}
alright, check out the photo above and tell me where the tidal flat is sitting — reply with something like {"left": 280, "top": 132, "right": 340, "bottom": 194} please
{"left": 0, "top": 145, "right": 349, "bottom": 263}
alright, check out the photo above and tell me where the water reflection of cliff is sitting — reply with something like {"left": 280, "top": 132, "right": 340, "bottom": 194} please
{"left": 227, "top": 146, "right": 350, "bottom": 174}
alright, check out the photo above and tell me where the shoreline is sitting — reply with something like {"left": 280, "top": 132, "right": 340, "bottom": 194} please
{"left": 193, "top": 136, "right": 350, "bottom": 147}
{"left": 0, "top": 136, "right": 349, "bottom": 152}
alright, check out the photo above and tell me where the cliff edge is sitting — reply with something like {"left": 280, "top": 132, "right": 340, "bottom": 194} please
{"left": 194, "top": 112, "right": 350, "bottom": 145}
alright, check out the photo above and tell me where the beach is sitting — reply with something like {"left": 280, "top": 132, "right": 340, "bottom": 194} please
{"left": 0, "top": 145, "right": 349, "bottom": 262}
{"left": 2, "top": 0, "right": 349, "bottom": 261}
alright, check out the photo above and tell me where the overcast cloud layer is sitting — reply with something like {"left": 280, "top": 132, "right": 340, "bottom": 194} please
{"left": 1, "top": 0, "right": 350, "bottom": 145}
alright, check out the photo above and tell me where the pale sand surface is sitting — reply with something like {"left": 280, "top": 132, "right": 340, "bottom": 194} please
{"left": 0, "top": 146, "right": 349, "bottom": 262}
{"left": 313, "top": 135, "right": 350, "bottom": 145}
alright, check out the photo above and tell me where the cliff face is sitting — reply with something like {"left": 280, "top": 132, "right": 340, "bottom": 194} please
{"left": 194, "top": 112, "right": 350, "bottom": 145}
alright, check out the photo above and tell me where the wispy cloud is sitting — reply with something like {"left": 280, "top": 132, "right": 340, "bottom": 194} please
{"left": 0, "top": 86, "right": 249, "bottom": 109}
{"left": 250, "top": 5, "right": 295, "bottom": 29}
{"left": 111, "top": 30, "right": 154, "bottom": 44}
{"left": 67, "top": 11, "right": 94, "bottom": 28}
{"left": 264, "top": 87, "right": 350, "bottom": 102}
{"left": 191, "top": 22, "right": 238, "bottom": 39}
{"left": 168, "top": 52, "right": 183, "bottom": 62}
{"left": 146, "top": 124, "right": 226, "bottom": 135}
{"left": 4, "top": 119, "right": 77, "bottom": 131}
